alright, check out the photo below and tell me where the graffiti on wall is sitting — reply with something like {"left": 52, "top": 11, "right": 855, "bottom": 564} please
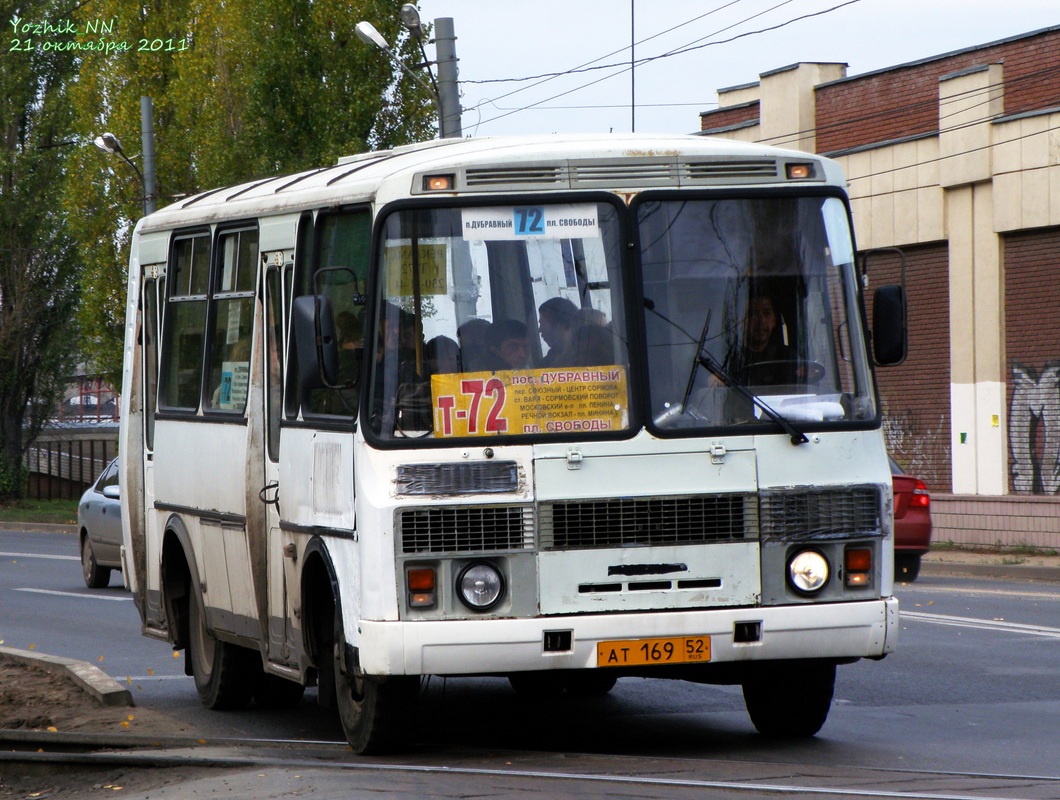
{"left": 1009, "top": 363, "right": 1060, "bottom": 494}
{"left": 882, "top": 406, "right": 948, "bottom": 489}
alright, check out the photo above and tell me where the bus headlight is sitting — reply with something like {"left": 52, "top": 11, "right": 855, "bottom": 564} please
{"left": 457, "top": 562, "right": 504, "bottom": 611}
{"left": 788, "top": 549, "right": 830, "bottom": 595}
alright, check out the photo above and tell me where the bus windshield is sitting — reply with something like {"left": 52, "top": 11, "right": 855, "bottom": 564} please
{"left": 369, "top": 201, "right": 632, "bottom": 440}
{"left": 640, "top": 194, "right": 876, "bottom": 432}
{"left": 368, "top": 194, "right": 876, "bottom": 442}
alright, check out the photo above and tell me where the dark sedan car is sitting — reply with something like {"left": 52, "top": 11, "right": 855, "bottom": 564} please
{"left": 77, "top": 457, "right": 123, "bottom": 588}
{"left": 890, "top": 458, "right": 932, "bottom": 581}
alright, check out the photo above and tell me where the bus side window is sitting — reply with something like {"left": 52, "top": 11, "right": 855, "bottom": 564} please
{"left": 302, "top": 210, "right": 371, "bottom": 418}
{"left": 159, "top": 233, "right": 210, "bottom": 411}
{"left": 204, "top": 228, "right": 258, "bottom": 413}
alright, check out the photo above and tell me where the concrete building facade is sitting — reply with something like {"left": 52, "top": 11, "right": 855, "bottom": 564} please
{"left": 698, "top": 26, "right": 1060, "bottom": 551}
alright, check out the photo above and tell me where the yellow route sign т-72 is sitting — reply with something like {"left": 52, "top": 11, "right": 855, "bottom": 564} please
{"left": 431, "top": 365, "right": 629, "bottom": 437}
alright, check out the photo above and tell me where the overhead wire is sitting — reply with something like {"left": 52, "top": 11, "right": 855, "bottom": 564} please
{"left": 459, "top": 0, "right": 749, "bottom": 126}
{"left": 464, "top": 0, "right": 864, "bottom": 131}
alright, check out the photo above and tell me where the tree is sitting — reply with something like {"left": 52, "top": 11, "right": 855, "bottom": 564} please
{"left": 0, "top": 1, "right": 83, "bottom": 498}
{"left": 64, "top": 0, "right": 437, "bottom": 384}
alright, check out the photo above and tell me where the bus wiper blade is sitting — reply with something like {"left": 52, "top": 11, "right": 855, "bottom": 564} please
{"left": 693, "top": 346, "right": 809, "bottom": 447}
{"left": 681, "top": 309, "right": 712, "bottom": 411}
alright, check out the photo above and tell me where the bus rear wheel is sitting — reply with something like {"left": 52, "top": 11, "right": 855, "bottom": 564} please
{"left": 742, "top": 661, "right": 835, "bottom": 737}
{"left": 332, "top": 608, "right": 417, "bottom": 754}
{"left": 188, "top": 588, "right": 255, "bottom": 710}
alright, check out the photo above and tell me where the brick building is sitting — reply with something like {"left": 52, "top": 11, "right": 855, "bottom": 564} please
{"left": 698, "top": 25, "right": 1060, "bottom": 551}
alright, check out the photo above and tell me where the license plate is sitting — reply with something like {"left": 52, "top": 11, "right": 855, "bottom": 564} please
{"left": 597, "top": 635, "right": 711, "bottom": 667}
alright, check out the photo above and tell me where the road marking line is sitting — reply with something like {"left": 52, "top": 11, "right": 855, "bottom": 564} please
{"left": 0, "top": 551, "right": 79, "bottom": 561}
{"left": 907, "top": 585, "right": 1060, "bottom": 601}
{"left": 902, "top": 610, "right": 1060, "bottom": 638}
{"left": 13, "top": 587, "right": 131, "bottom": 602}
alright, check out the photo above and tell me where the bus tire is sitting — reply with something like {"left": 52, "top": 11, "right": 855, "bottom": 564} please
{"left": 742, "top": 661, "right": 835, "bottom": 737}
{"left": 81, "top": 535, "right": 111, "bottom": 589}
{"left": 332, "top": 607, "right": 417, "bottom": 754}
{"left": 188, "top": 587, "right": 255, "bottom": 710}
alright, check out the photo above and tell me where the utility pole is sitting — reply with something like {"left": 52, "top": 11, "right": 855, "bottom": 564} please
{"left": 434, "top": 18, "right": 461, "bottom": 139}
{"left": 140, "top": 97, "right": 158, "bottom": 214}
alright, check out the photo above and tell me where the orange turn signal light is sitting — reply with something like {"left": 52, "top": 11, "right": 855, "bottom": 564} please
{"left": 407, "top": 567, "right": 436, "bottom": 608}
{"left": 786, "top": 163, "right": 815, "bottom": 180}
{"left": 407, "top": 568, "right": 435, "bottom": 591}
{"left": 844, "top": 547, "right": 872, "bottom": 587}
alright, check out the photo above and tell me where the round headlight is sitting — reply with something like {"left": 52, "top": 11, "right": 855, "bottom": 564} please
{"left": 457, "top": 562, "right": 504, "bottom": 611}
{"left": 788, "top": 549, "right": 830, "bottom": 594}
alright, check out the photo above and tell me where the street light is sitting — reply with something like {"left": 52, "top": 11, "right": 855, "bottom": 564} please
{"left": 94, "top": 97, "right": 158, "bottom": 216}
{"left": 356, "top": 11, "right": 461, "bottom": 139}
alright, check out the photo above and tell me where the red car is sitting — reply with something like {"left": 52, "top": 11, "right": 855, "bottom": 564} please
{"left": 890, "top": 458, "right": 932, "bottom": 581}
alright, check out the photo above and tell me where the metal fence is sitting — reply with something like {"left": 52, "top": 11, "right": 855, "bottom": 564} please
{"left": 24, "top": 438, "right": 117, "bottom": 500}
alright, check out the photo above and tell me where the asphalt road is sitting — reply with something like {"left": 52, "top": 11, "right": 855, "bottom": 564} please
{"left": 2, "top": 528, "right": 1059, "bottom": 798}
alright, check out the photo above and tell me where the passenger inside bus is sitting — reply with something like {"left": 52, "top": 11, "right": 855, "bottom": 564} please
{"left": 456, "top": 318, "right": 491, "bottom": 371}
{"left": 485, "top": 319, "right": 533, "bottom": 370}
{"left": 425, "top": 335, "right": 460, "bottom": 374}
{"left": 569, "top": 323, "right": 616, "bottom": 367}
{"left": 538, "top": 297, "right": 580, "bottom": 367}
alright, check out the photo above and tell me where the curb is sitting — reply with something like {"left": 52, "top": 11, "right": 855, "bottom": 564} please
{"left": 0, "top": 646, "right": 133, "bottom": 708}
{"left": 921, "top": 561, "right": 1060, "bottom": 584}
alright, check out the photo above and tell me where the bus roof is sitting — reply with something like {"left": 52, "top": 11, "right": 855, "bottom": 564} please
{"left": 138, "top": 133, "right": 845, "bottom": 233}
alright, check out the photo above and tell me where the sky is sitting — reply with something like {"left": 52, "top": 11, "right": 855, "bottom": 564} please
{"left": 409, "top": 0, "right": 1058, "bottom": 137}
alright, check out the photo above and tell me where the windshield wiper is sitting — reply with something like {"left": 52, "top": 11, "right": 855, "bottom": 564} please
{"left": 691, "top": 341, "right": 808, "bottom": 446}
{"left": 648, "top": 298, "right": 808, "bottom": 446}
{"left": 681, "top": 309, "right": 712, "bottom": 411}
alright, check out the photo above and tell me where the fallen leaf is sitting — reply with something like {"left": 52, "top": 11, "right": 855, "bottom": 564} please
{"left": 147, "top": 668, "right": 155, "bottom": 676}
{"left": 47, "top": 726, "right": 57, "bottom": 733}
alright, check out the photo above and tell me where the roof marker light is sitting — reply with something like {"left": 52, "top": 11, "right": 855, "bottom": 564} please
{"left": 424, "top": 174, "right": 454, "bottom": 191}
{"left": 786, "top": 163, "right": 815, "bottom": 180}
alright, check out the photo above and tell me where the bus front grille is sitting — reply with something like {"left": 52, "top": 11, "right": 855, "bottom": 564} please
{"left": 759, "top": 487, "right": 881, "bottom": 541}
{"left": 398, "top": 505, "right": 535, "bottom": 554}
{"left": 539, "top": 495, "right": 756, "bottom": 550}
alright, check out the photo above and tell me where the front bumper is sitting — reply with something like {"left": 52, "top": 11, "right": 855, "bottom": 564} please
{"left": 356, "top": 596, "right": 899, "bottom": 675}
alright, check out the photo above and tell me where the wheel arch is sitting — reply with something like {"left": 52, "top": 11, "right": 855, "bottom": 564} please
{"left": 300, "top": 537, "right": 339, "bottom": 672}
{"left": 159, "top": 514, "right": 202, "bottom": 653}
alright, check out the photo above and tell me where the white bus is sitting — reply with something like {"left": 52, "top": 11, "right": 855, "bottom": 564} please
{"left": 119, "top": 134, "right": 907, "bottom": 753}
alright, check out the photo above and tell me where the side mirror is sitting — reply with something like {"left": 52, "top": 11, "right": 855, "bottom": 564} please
{"left": 873, "top": 284, "right": 907, "bottom": 366}
{"left": 292, "top": 294, "right": 339, "bottom": 390}
{"left": 102, "top": 485, "right": 120, "bottom": 500}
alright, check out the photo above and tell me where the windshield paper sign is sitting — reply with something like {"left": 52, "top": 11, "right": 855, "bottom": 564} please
{"left": 431, "top": 365, "right": 627, "bottom": 436}
{"left": 461, "top": 204, "right": 600, "bottom": 241}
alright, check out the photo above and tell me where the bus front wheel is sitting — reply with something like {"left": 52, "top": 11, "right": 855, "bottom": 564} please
{"left": 332, "top": 608, "right": 417, "bottom": 754}
{"left": 188, "top": 588, "right": 255, "bottom": 710}
{"left": 742, "top": 661, "right": 835, "bottom": 737}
